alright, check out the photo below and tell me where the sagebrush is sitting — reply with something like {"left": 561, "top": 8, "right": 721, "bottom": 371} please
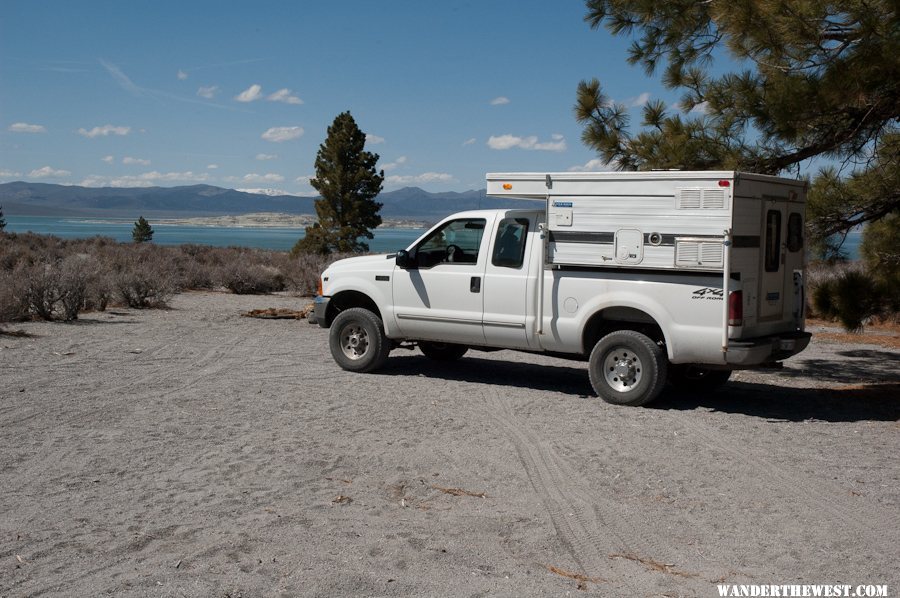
{"left": 0, "top": 232, "right": 349, "bottom": 323}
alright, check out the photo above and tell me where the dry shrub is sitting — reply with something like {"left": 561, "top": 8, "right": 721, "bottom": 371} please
{"left": 220, "top": 262, "right": 285, "bottom": 294}
{"left": 111, "top": 246, "right": 176, "bottom": 308}
{"left": 0, "top": 232, "right": 364, "bottom": 322}
{"left": 19, "top": 259, "right": 60, "bottom": 321}
{"left": 0, "top": 269, "right": 28, "bottom": 323}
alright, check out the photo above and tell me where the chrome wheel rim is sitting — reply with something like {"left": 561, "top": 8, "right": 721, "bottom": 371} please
{"left": 339, "top": 322, "right": 369, "bottom": 360}
{"left": 603, "top": 346, "right": 642, "bottom": 392}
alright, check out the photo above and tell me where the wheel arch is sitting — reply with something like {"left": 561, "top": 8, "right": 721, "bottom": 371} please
{"left": 581, "top": 305, "right": 669, "bottom": 357}
{"left": 325, "top": 290, "right": 382, "bottom": 327}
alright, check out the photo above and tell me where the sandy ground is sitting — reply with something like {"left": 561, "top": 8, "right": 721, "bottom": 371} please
{"left": 1, "top": 291, "right": 898, "bottom": 597}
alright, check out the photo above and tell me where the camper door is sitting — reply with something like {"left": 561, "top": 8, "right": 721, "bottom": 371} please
{"left": 758, "top": 197, "right": 790, "bottom": 322}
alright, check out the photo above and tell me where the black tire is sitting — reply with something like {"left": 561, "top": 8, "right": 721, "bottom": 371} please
{"left": 419, "top": 341, "right": 468, "bottom": 361}
{"left": 329, "top": 307, "right": 391, "bottom": 373}
{"left": 588, "top": 330, "right": 667, "bottom": 406}
{"left": 668, "top": 365, "right": 731, "bottom": 392}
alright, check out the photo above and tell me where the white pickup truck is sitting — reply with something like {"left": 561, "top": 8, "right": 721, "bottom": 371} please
{"left": 313, "top": 171, "right": 811, "bottom": 406}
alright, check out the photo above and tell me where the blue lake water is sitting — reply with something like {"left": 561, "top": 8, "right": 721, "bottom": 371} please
{"left": 4, "top": 216, "right": 427, "bottom": 253}
{"left": 3, "top": 215, "right": 861, "bottom": 259}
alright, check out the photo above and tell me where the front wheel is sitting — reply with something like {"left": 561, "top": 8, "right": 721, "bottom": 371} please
{"left": 588, "top": 330, "right": 667, "bottom": 406}
{"left": 419, "top": 341, "right": 468, "bottom": 361}
{"left": 329, "top": 308, "right": 392, "bottom": 373}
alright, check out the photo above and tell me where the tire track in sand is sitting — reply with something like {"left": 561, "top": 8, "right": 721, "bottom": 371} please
{"left": 2, "top": 334, "right": 247, "bottom": 496}
{"left": 666, "top": 409, "right": 900, "bottom": 542}
{"left": 479, "top": 386, "right": 710, "bottom": 593}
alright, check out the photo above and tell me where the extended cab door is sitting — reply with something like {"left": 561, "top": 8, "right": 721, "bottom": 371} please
{"left": 392, "top": 216, "right": 492, "bottom": 344}
{"left": 482, "top": 215, "right": 533, "bottom": 348}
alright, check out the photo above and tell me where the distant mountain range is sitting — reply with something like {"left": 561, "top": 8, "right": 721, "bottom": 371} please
{"left": 0, "top": 181, "right": 535, "bottom": 222}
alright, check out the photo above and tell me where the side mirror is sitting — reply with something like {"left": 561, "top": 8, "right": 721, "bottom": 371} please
{"left": 395, "top": 249, "right": 415, "bottom": 269}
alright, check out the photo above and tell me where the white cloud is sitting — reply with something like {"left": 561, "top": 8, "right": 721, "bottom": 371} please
{"left": 385, "top": 172, "right": 455, "bottom": 185}
{"left": 628, "top": 92, "right": 652, "bottom": 107}
{"left": 9, "top": 122, "right": 47, "bottom": 134}
{"left": 197, "top": 85, "right": 219, "bottom": 99}
{"left": 261, "top": 126, "right": 304, "bottom": 142}
{"left": 225, "top": 172, "right": 286, "bottom": 184}
{"left": 487, "top": 134, "right": 567, "bottom": 152}
{"left": 255, "top": 153, "right": 278, "bottom": 161}
{"left": 0, "top": 169, "right": 22, "bottom": 178}
{"left": 366, "top": 134, "right": 385, "bottom": 144}
{"left": 79, "top": 171, "right": 209, "bottom": 188}
{"left": 295, "top": 175, "right": 313, "bottom": 185}
{"left": 567, "top": 158, "right": 614, "bottom": 172}
{"left": 78, "top": 124, "right": 131, "bottom": 138}
{"left": 235, "top": 84, "right": 263, "bottom": 102}
{"left": 267, "top": 88, "right": 303, "bottom": 105}
{"left": 463, "top": 137, "right": 477, "bottom": 146}
{"left": 123, "top": 156, "right": 151, "bottom": 166}
{"left": 177, "top": 70, "right": 188, "bottom": 80}
{"left": 102, "top": 155, "right": 115, "bottom": 163}
{"left": 29, "top": 166, "right": 72, "bottom": 178}
{"left": 381, "top": 156, "right": 407, "bottom": 172}
{"left": 490, "top": 96, "right": 510, "bottom": 105}
{"left": 207, "top": 164, "right": 219, "bottom": 169}
{"left": 691, "top": 101, "right": 710, "bottom": 114}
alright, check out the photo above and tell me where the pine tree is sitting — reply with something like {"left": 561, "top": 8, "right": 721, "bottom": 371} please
{"left": 575, "top": 0, "right": 899, "bottom": 246}
{"left": 293, "top": 111, "right": 384, "bottom": 254}
{"left": 132, "top": 216, "right": 153, "bottom": 243}
{"left": 0, "top": 205, "right": 6, "bottom": 232}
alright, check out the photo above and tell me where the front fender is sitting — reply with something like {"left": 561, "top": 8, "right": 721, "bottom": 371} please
{"left": 324, "top": 273, "right": 398, "bottom": 336}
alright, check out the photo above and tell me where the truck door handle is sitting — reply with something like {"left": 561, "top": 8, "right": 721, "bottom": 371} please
{"left": 470, "top": 276, "right": 481, "bottom": 293}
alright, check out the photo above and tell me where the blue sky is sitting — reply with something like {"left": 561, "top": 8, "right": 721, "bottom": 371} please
{"left": 1, "top": 1, "right": 692, "bottom": 195}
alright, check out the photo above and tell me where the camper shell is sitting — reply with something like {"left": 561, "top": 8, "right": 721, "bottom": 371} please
{"left": 486, "top": 170, "right": 809, "bottom": 342}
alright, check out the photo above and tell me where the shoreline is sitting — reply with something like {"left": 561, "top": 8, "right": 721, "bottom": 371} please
{"left": 58, "top": 212, "right": 430, "bottom": 230}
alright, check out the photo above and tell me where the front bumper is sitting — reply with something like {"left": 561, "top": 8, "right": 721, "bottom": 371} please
{"left": 313, "top": 295, "right": 330, "bottom": 328}
{"left": 726, "top": 330, "right": 812, "bottom": 366}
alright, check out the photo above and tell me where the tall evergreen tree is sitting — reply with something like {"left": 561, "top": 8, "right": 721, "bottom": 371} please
{"left": 132, "top": 216, "right": 153, "bottom": 243}
{"left": 575, "top": 0, "right": 899, "bottom": 247}
{"left": 0, "top": 205, "right": 6, "bottom": 232}
{"left": 293, "top": 111, "right": 384, "bottom": 254}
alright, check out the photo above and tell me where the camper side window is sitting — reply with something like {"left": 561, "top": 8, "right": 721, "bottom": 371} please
{"left": 765, "top": 210, "right": 782, "bottom": 272}
{"left": 787, "top": 213, "right": 803, "bottom": 252}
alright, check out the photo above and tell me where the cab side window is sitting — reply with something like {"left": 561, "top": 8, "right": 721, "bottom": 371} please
{"left": 415, "top": 218, "right": 486, "bottom": 268}
{"left": 492, "top": 218, "right": 529, "bottom": 268}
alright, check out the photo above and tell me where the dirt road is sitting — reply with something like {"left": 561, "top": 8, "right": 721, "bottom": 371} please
{"left": 1, "top": 292, "right": 898, "bottom": 597}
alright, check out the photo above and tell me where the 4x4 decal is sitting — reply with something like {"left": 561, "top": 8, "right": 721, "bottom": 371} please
{"left": 692, "top": 287, "right": 724, "bottom": 300}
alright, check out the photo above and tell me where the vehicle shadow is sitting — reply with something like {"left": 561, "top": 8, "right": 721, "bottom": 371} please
{"left": 655, "top": 382, "right": 900, "bottom": 423}
{"left": 379, "top": 354, "right": 594, "bottom": 396}
{"left": 778, "top": 349, "right": 900, "bottom": 385}
{"left": 379, "top": 354, "right": 900, "bottom": 423}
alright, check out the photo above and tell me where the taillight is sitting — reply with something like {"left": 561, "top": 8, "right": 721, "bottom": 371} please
{"left": 728, "top": 290, "right": 743, "bottom": 327}
{"left": 316, "top": 276, "right": 323, "bottom": 297}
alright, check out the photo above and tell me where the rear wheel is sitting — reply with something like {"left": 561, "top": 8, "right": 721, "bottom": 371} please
{"left": 419, "top": 341, "right": 468, "bottom": 361}
{"left": 588, "top": 330, "right": 667, "bottom": 406}
{"left": 329, "top": 308, "right": 391, "bottom": 373}
{"left": 668, "top": 365, "right": 731, "bottom": 391}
